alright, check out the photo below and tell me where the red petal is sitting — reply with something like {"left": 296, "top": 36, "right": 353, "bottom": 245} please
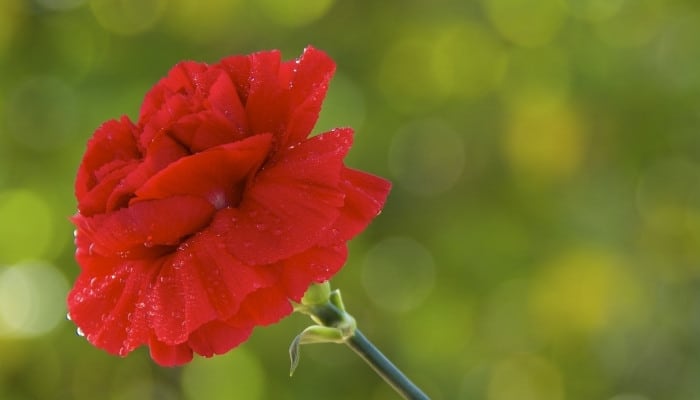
{"left": 149, "top": 338, "right": 193, "bottom": 367}
{"left": 218, "top": 55, "right": 252, "bottom": 104}
{"left": 284, "top": 46, "right": 336, "bottom": 145}
{"left": 277, "top": 244, "right": 348, "bottom": 301}
{"left": 139, "top": 61, "right": 208, "bottom": 125}
{"left": 76, "top": 117, "right": 140, "bottom": 210}
{"left": 73, "top": 195, "right": 215, "bottom": 255}
{"left": 134, "top": 134, "right": 272, "bottom": 208}
{"left": 215, "top": 129, "right": 352, "bottom": 265}
{"left": 67, "top": 257, "right": 157, "bottom": 357}
{"left": 207, "top": 71, "right": 248, "bottom": 133}
{"left": 324, "top": 167, "right": 392, "bottom": 244}
{"left": 244, "top": 50, "right": 289, "bottom": 137}
{"left": 78, "top": 161, "right": 138, "bottom": 216}
{"left": 106, "top": 133, "right": 190, "bottom": 212}
{"left": 187, "top": 320, "right": 253, "bottom": 358}
{"left": 149, "top": 232, "right": 276, "bottom": 344}
{"left": 230, "top": 286, "right": 293, "bottom": 327}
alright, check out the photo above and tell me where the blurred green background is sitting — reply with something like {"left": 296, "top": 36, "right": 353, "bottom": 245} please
{"left": 1, "top": 0, "right": 700, "bottom": 399}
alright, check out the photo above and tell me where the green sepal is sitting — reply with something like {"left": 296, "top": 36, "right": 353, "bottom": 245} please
{"left": 289, "top": 325, "right": 346, "bottom": 376}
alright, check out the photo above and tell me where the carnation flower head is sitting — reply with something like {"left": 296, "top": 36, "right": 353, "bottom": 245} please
{"left": 68, "top": 46, "right": 391, "bottom": 366}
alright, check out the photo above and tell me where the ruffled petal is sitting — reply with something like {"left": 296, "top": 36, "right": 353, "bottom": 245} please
{"left": 215, "top": 129, "right": 352, "bottom": 265}
{"left": 73, "top": 195, "right": 215, "bottom": 256}
{"left": 149, "top": 338, "right": 193, "bottom": 367}
{"left": 139, "top": 61, "right": 209, "bottom": 126}
{"left": 187, "top": 320, "right": 253, "bottom": 358}
{"left": 149, "top": 231, "right": 276, "bottom": 344}
{"left": 218, "top": 55, "right": 252, "bottom": 104}
{"left": 135, "top": 134, "right": 272, "bottom": 208}
{"left": 78, "top": 161, "right": 138, "bottom": 216}
{"left": 230, "top": 285, "right": 293, "bottom": 327}
{"left": 323, "top": 167, "right": 392, "bottom": 245}
{"left": 67, "top": 257, "right": 158, "bottom": 357}
{"left": 75, "top": 117, "right": 140, "bottom": 214}
{"left": 284, "top": 46, "right": 336, "bottom": 145}
{"left": 244, "top": 51, "right": 289, "bottom": 138}
{"left": 276, "top": 244, "right": 348, "bottom": 301}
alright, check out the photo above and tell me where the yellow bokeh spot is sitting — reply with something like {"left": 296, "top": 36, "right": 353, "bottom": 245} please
{"left": 502, "top": 95, "right": 585, "bottom": 183}
{"left": 0, "top": 0, "right": 25, "bottom": 57}
{"left": 566, "top": 0, "right": 624, "bottom": 22}
{"left": 0, "top": 189, "right": 54, "bottom": 264}
{"left": 378, "top": 36, "right": 448, "bottom": 112}
{"left": 433, "top": 22, "right": 508, "bottom": 99}
{"left": 488, "top": 354, "right": 564, "bottom": 400}
{"left": 483, "top": 0, "right": 568, "bottom": 47}
{"left": 257, "top": 0, "right": 335, "bottom": 27}
{"left": 593, "top": 0, "right": 667, "bottom": 47}
{"left": 182, "top": 347, "right": 265, "bottom": 400}
{"left": 0, "top": 262, "right": 68, "bottom": 338}
{"left": 380, "top": 21, "right": 507, "bottom": 111}
{"left": 501, "top": 46, "right": 571, "bottom": 107}
{"left": 529, "top": 249, "right": 645, "bottom": 339}
{"left": 164, "top": 0, "right": 242, "bottom": 43}
{"left": 636, "top": 158, "right": 700, "bottom": 232}
{"left": 89, "top": 0, "right": 166, "bottom": 36}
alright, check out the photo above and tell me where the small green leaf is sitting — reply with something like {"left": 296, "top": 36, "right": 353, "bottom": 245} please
{"left": 288, "top": 325, "right": 347, "bottom": 376}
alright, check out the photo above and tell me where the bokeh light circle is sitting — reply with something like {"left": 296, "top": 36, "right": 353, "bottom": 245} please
{"left": 256, "top": 0, "right": 335, "bottom": 27}
{"left": 488, "top": 354, "right": 564, "bottom": 400}
{"left": 432, "top": 22, "right": 509, "bottom": 100}
{"left": 388, "top": 119, "right": 466, "bottom": 196}
{"left": 362, "top": 237, "right": 436, "bottom": 313}
{"left": 483, "top": 0, "right": 568, "bottom": 47}
{"left": 635, "top": 158, "right": 700, "bottom": 232}
{"left": 182, "top": 347, "right": 265, "bottom": 400}
{"left": 89, "top": 0, "right": 166, "bottom": 36}
{"left": 164, "top": 0, "right": 241, "bottom": 43}
{"left": 0, "top": 261, "right": 69, "bottom": 338}
{"left": 0, "top": 188, "right": 54, "bottom": 264}
{"left": 5, "top": 76, "right": 79, "bottom": 152}
{"left": 566, "top": 0, "right": 624, "bottom": 22}
{"left": 593, "top": 0, "right": 667, "bottom": 47}
{"left": 502, "top": 95, "right": 586, "bottom": 184}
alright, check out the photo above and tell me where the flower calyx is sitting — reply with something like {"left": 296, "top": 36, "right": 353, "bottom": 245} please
{"left": 289, "top": 282, "right": 357, "bottom": 376}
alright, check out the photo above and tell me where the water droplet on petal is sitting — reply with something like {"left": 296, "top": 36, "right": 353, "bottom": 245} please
{"left": 135, "top": 302, "right": 146, "bottom": 309}
{"left": 144, "top": 235, "right": 154, "bottom": 248}
{"left": 88, "top": 243, "right": 96, "bottom": 256}
{"left": 76, "top": 327, "right": 85, "bottom": 337}
{"left": 66, "top": 312, "right": 72, "bottom": 321}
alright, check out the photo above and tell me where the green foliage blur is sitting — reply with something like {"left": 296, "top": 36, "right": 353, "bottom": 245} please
{"left": 1, "top": 0, "right": 700, "bottom": 399}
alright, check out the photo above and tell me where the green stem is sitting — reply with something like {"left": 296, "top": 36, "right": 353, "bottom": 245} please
{"left": 346, "top": 329, "right": 430, "bottom": 400}
{"left": 296, "top": 286, "right": 430, "bottom": 400}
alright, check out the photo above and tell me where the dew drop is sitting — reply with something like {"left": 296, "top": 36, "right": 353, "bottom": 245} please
{"left": 66, "top": 312, "right": 72, "bottom": 321}
{"left": 88, "top": 243, "right": 96, "bottom": 256}
{"left": 144, "top": 235, "right": 154, "bottom": 248}
{"left": 76, "top": 327, "right": 85, "bottom": 337}
{"left": 135, "top": 302, "right": 146, "bottom": 309}
{"left": 89, "top": 277, "right": 97, "bottom": 287}
{"left": 118, "top": 346, "right": 129, "bottom": 357}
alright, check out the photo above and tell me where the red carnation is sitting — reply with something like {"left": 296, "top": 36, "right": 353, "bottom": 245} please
{"left": 67, "top": 46, "right": 391, "bottom": 366}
